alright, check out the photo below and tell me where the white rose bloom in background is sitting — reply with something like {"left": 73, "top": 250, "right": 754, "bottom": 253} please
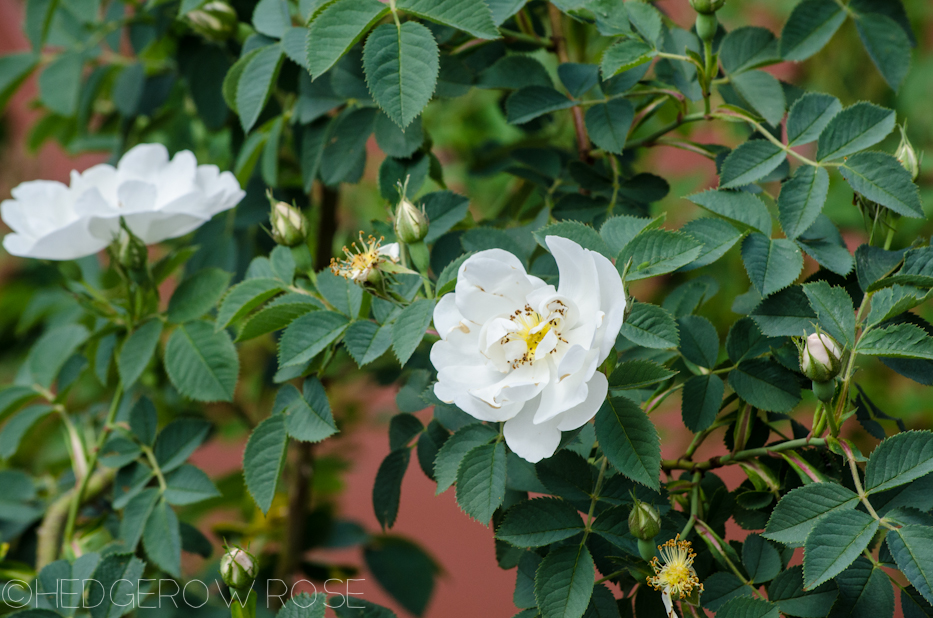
{"left": 430, "top": 236, "right": 627, "bottom": 463}
{"left": 1, "top": 143, "right": 244, "bottom": 261}
{"left": 73, "top": 143, "right": 244, "bottom": 245}
{"left": 1, "top": 181, "right": 110, "bottom": 260}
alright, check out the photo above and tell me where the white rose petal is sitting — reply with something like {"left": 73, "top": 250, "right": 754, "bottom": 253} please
{"left": 430, "top": 236, "right": 627, "bottom": 463}
{"left": 2, "top": 143, "right": 245, "bottom": 261}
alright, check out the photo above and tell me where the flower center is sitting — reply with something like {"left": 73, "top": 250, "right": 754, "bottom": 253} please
{"left": 500, "top": 304, "right": 565, "bottom": 368}
{"left": 330, "top": 233, "right": 385, "bottom": 281}
{"left": 647, "top": 536, "right": 702, "bottom": 600}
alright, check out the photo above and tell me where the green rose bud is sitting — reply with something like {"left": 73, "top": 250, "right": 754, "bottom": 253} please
{"left": 628, "top": 499, "right": 662, "bottom": 541}
{"left": 895, "top": 125, "right": 921, "bottom": 182}
{"left": 796, "top": 332, "right": 842, "bottom": 384}
{"left": 268, "top": 194, "right": 308, "bottom": 247}
{"left": 220, "top": 546, "right": 257, "bottom": 591}
{"left": 394, "top": 198, "right": 429, "bottom": 244}
{"left": 186, "top": 1, "right": 239, "bottom": 42}
{"left": 690, "top": 0, "right": 726, "bottom": 15}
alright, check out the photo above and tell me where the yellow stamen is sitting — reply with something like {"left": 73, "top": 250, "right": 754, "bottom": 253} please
{"left": 647, "top": 536, "right": 703, "bottom": 600}
{"left": 329, "top": 232, "right": 389, "bottom": 282}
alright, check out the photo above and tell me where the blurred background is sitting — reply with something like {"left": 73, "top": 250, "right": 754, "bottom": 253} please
{"left": 1, "top": 0, "right": 932, "bottom": 616}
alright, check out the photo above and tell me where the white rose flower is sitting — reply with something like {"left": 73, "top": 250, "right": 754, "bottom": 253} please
{"left": 1, "top": 143, "right": 245, "bottom": 261}
{"left": 73, "top": 143, "right": 244, "bottom": 245}
{"left": 1, "top": 180, "right": 110, "bottom": 260}
{"left": 430, "top": 236, "right": 627, "bottom": 463}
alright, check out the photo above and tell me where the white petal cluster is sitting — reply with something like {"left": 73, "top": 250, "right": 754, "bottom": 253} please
{"left": 2, "top": 144, "right": 244, "bottom": 260}
{"left": 430, "top": 236, "right": 627, "bottom": 463}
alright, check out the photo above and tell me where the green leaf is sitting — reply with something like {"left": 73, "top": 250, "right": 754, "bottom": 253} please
{"left": 833, "top": 557, "right": 894, "bottom": 618}
{"left": 730, "top": 70, "right": 786, "bottom": 127}
{"left": 681, "top": 374, "right": 724, "bottom": 433}
{"left": 619, "top": 229, "right": 703, "bottom": 280}
{"left": 720, "top": 140, "right": 786, "bottom": 189}
{"left": 803, "top": 509, "right": 878, "bottom": 588}
{"left": 120, "top": 489, "right": 158, "bottom": 551}
{"left": 864, "top": 431, "right": 933, "bottom": 493}
{"left": 88, "top": 554, "right": 145, "bottom": 618}
{"left": 364, "top": 537, "right": 436, "bottom": 617}
{"left": 728, "top": 358, "right": 801, "bottom": 413}
{"left": 27, "top": 324, "right": 89, "bottom": 389}
{"left": 595, "top": 396, "right": 661, "bottom": 489}
{"left": 39, "top": 53, "right": 82, "bottom": 116}
{"left": 535, "top": 544, "right": 595, "bottom": 618}
{"left": 600, "top": 215, "right": 655, "bottom": 255}
{"left": 393, "top": 298, "right": 435, "bottom": 365}
{"left": 165, "top": 321, "right": 239, "bottom": 402}
{"left": 281, "top": 27, "right": 310, "bottom": 69}
{"left": 608, "top": 360, "right": 677, "bottom": 390}
{"left": 786, "top": 92, "right": 843, "bottom": 146}
{"left": 816, "top": 101, "right": 895, "bottom": 161}
{"left": 279, "top": 310, "right": 350, "bottom": 367}
{"left": 252, "top": 0, "right": 289, "bottom": 38}
{"left": 720, "top": 27, "right": 780, "bottom": 74}
{"left": 764, "top": 482, "right": 859, "bottom": 546}
{"left": 0, "top": 53, "right": 38, "bottom": 110}
{"left": 306, "top": 0, "right": 389, "bottom": 79}
{"left": 422, "top": 191, "right": 471, "bottom": 244}
{"left": 750, "top": 285, "right": 816, "bottom": 337}
{"left": 281, "top": 377, "right": 338, "bottom": 442}
{"left": 496, "top": 497, "right": 585, "bottom": 547}
{"left": 223, "top": 48, "right": 261, "bottom": 114}
{"left": 769, "top": 565, "right": 838, "bottom": 618}
{"left": 0, "top": 405, "right": 53, "bottom": 459}
{"left": 742, "top": 233, "right": 803, "bottom": 298}
{"left": 117, "top": 320, "right": 163, "bottom": 388}
{"left": 163, "top": 464, "right": 221, "bottom": 505}
{"left": 344, "top": 321, "right": 393, "bottom": 366}
{"left": 396, "top": 0, "right": 499, "bottom": 39}
{"left": 778, "top": 166, "right": 830, "bottom": 240}
{"left": 600, "top": 38, "right": 657, "bottom": 77}
{"left": 887, "top": 526, "right": 933, "bottom": 605}
{"left": 716, "top": 597, "right": 780, "bottom": 618}
{"left": 478, "top": 54, "right": 552, "bottom": 90}
{"left": 702, "top": 572, "right": 753, "bottom": 611}
{"left": 389, "top": 413, "right": 424, "bottom": 450}
{"left": 99, "top": 436, "right": 141, "bottom": 468}
{"left": 168, "top": 268, "right": 231, "bottom": 324}
{"left": 742, "top": 534, "right": 782, "bottom": 583}
{"left": 866, "top": 285, "right": 925, "bottom": 327}
{"left": 506, "top": 86, "right": 576, "bottom": 125}
{"left": 854, "top": 12, "right": 911, "bottom": 90}
{"left": 243, "top": 414, "right": 288, "bottom": 514}
{"left": 536, "top": 221, "right": 613, "bottom": 258}
{"left": 217, "top": 278, "right": 283, "bottom": 329}
{"left": 857, "top": 324, "right": 933, "bottom": 360}
{"left": 143, "top": 498, "right": 181, "bottom": 577}
{"left": 236, "top": 300, "right": 318, "bottom": 342}
{"left": 434, "top": 423, "right": 497, "bottom": 494}
{"left": 363, "top": 21, "right": 439, "bottom": 130}
{"left": 153, "top": 417, "right": 211, "bottom": 473}
{"left": 559, "top": 63, "right": 600, "bottom": 99}
{"left": 839, "top": 151, "right": 923, "bottom": 219}
{"left": 618, "top": 302, "right": 679, "bottom": 349}
{"left": 374, "top": 111, "right": 424, "bottom": 158}
{"left": 373, "top": 448, "right": 410, "bottom": 529}
{"left": 687, "top": 190, "right": 772, "bottom": 236}
{"left": 780, "top": 0, "right": 847, "bottom": 61}
{"left": 585, "top": 99, "right": 634, "bottom": 155}
{"left": 802, "top": 280, "right": 855, "bottom": 347}
{"left": 584, "top": 584, "right": 621, "bottom": 618}
{"left": 456, "top": 442, "right": 507, "bottom": 524}
{"left": 0, "top": 385, "right": 39, "bottom": 424}
{"left": 316, "top": 269, "right": 364, "bottom": 317}
{"left": 236, "top": 45, "right": 284, "bottom": 133}
{"left": 678, "top": 315, "right": 719, "bottom": 369}
{"left": 681, "top": 218, "right": 744, "bottom": 271}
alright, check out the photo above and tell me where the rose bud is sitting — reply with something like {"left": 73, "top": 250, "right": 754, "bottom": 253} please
{"left": 629, "top": 499, "right": 662, "bottom": 541}
{"left": 895, "top": 125, "right": 921, "bottom": 182}
{"left": 394, "top": 197, "right": 429, "bottom": 244}
{"left": 220, "top": 545, "right": 258, "bottom": 591}
{"left": 268, "top": 195, "right": 308, "bottom": 247}
{"left": 186, "top": 1, "right": 238, "bottom": 42}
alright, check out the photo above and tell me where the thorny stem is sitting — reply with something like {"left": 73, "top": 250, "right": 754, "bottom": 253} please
{"left": 548, "top": 4, "right": 591, "bottom": 163}
{"left": 36, "top": 469, "right": 114, "bottom": 569}
{"left": 840, "top": 441, "right": 891, "bottom": 528}
{"left": 679, "top": 471, "right": 702, "bottom": 538}
{"left": 582, "top": 456, "right": 609, "bottom": 541}
{"left": 62, "top": 382, "right": 124, "bottom": 550}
